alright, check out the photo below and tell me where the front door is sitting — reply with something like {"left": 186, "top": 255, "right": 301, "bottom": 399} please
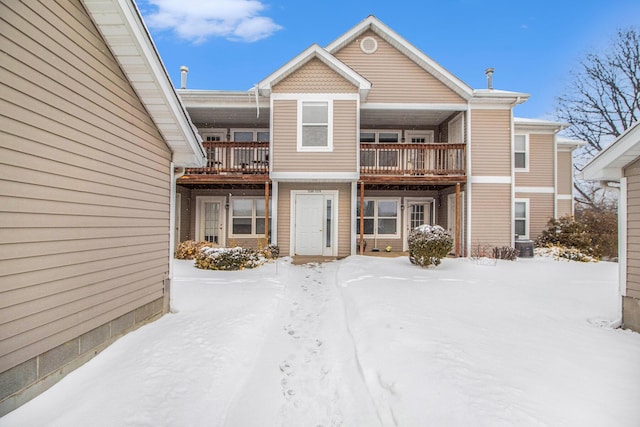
{"left": 295, "top": 194, "right": 324, "bottom": 255}
{"left": 196, "top": 197, "right": 225, "bottom": 245}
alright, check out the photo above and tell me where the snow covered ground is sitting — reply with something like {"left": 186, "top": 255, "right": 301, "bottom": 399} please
{"left": 2, "top": 255, "right": 639, "bottom": 426}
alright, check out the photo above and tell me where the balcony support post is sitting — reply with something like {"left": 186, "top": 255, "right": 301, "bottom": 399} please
{"left": 359, "top": 181, "right": 365, "bottom": 254}
{"left": 455, "top": 182, "right": 461, "bottom": 257}
{"left": 265, "top": 181, "right": 270, "bottom": 244}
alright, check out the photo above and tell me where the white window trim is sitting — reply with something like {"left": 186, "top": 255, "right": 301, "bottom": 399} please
{"left": 360, "top": 129, "right": 403, "bottom": 143}
{"left": 358, "top": 197, "right": 401, "bottom": 238}
{"left": 230, "top": 128, "right": 270, "bottom": 142}
{"left": 297, "top": 100, "right": 333, "bottom": 152}
{"left": 405, "top": 130, "right": 435, "bottom": 143}
{"left": 229, "top": 197, "right": 272, "bottom": 238}
{"left": 514, "top": 134, "right": 529, "bottom": 172}
{"left": 201, "top": 128, "right": 227, "bottom": 142}
{"left": 514, "top": 198, "right": 530, "bottom": 240}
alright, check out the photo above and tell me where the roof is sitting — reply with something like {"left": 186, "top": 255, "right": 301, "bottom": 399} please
{"left": 257, "top": 44, "right": 371, "bottom": 101}
{"left": 82, "top": 0, "right": 206, "bottom": 167}
{"left": 513, "top": 117, "right": 569, "bottom": 130}
{"left": 581, "top": 121, "right": 640, "bottom": 180}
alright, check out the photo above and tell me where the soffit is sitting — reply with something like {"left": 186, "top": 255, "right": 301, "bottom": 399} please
{"left": 82, "top": 0, "right": 205, "bottom": 167}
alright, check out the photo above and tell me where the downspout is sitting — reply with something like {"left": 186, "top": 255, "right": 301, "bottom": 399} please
{"left": 169, "top": 164, "right": 185, "bottom": 285}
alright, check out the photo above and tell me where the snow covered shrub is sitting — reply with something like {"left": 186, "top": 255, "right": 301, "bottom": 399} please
{"left": 576, "top": 208, "right": 618, "bottom": 260}
{"left": 261, "top": 244, "right": 280, "bottom": 259}
{"left": 175, "top": 240, "right": 214, "bottom": 260}
{"left": 535, "top": 216, "right": 594, "bottom": 256}
{"left": 492, "top": 246, "right": 519, "bottom": 260}
{"left": 408, "top": 225, "right": 453, "bottom": 267}
{"left": 194, "top": 247, "right": 267, "bottom": 270}
{"left": 535, "top": 244, "right": 597, "bottom": 262}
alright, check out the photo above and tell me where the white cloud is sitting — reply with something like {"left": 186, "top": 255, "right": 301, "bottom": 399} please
{"left": 142, "top": 0, "right": 282, "bottom": 43}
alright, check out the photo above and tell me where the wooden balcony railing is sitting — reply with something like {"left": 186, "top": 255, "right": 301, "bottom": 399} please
{"left": 184, "top": 141, "right": 466, "bottom": 177}
{"left": 360, "top": 143, "right": 466, "bottom": 175}
{"left": 185, "top": 141, "right": 269, "bottom": 175}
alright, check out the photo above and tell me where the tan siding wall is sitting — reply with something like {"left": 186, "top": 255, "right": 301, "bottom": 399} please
{"left": 557, "top": 199, "right": 572, "bottom": 218}
{"left": 515, "top": 134, "right": 554, "bottom": 186}
{"left": 625, "top": 159, "right": 640, "bottom": 297}
{"left": 272, "top": 100, "right": 357, "bottom": 173}
{"left": 0, "top": 1, "right": 172, "bottom": 373}
{"left": 470, "top": 110, "right": 511, "bottom": 176}
{"left": 272, "top": 58, "right": 358, "bottom": 93}
{"left": 516, "top": 192, "right": 554, "bottom": 239}
{"left": 470, "top": 184, "right": 511, "bottom": 247}
{"left": 557, "top": 151, "right": 573, "bottom": 195}
{"left": 277, "top": 183, "right": 352, "bottom": 257}
{"left": 334, "top": 31, "right": 464, "bottom": 104}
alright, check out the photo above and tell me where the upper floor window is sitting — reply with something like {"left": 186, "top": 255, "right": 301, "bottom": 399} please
{"left": 299, "top": 101, "right": 332, "bottom": 151}
{"left": 232, "top": 129, "right": 269, "bottom": 142}
{"left": 514, "top": 134, "right": 529, "bottom": 171}
{"left": 360, "top": 130, "right": 400, "bottom": 143}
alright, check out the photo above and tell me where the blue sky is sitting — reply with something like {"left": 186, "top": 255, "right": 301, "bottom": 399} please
{"left": 136, "top": 0, "right": 640, "bottom": 119}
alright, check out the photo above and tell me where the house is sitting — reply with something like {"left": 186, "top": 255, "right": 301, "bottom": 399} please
{"left": 0, "top": 0, "right": 205, "bottom": 415}
{"left": 581, "top": 121, "right": 640, "bottom": 332}
{"left": 175, "top": 16, "right": 580, "bottom": 258}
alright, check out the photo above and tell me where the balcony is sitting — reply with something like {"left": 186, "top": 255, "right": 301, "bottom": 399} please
{"left": 184, "top": 141, "right": 269, "bottom": 180}
{"left": 360, "top": 143, "right": 465, "bottom": 178}
{"left": 181, "top": 141, "right": 466, "bottom": 183}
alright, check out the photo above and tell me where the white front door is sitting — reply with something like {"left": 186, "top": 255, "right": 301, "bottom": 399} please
{"left": 295, "top": 194, "right": 324, "bottom": 255}
{"left": 196, "top": 197, "right": 226, "bottom": 245}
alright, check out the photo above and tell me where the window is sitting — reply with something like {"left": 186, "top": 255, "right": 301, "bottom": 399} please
{"left": 299, "top": 101, "right": 331, "bottom": 151}
{"left": 360, "top": 130, "right": 401, "bottom": 168}
{"left": 514, "top": 199, "right": 529, "bottom": 239}
{"left": 514, "top": 134, "right": 528, "bottom": 170}
{"left": 356, "top": 199, "right": 399, "bottom": 236}
{"left": 231, "top": 198, "right": 272, "bottom": 237}
{"left": 231, "top": 129, "right": 269, "bottom": 166}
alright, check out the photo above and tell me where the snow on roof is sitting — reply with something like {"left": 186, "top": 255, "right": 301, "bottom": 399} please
{"left": 581, "top": 121, "right": 640, "bottom": 180}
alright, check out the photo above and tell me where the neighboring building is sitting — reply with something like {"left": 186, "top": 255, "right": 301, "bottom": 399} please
{"left": 175, "top": 16, "right": 580, "bottom": 257}
{"left": 0, "top": 0, "right": 205, "bottom": 415}
{"left": 582, "top": 121, "right": 640, "bottom": 332}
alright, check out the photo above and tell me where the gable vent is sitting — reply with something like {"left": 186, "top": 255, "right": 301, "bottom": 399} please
{"left": 360, "top": 36, "right": 378, "bottom": 54}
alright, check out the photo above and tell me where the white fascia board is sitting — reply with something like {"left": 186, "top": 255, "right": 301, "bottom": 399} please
{"left": 83, "top": 0, "right": 206, "bottom": 167}
{"left": 469, "top": 176, "right": 512, "bottom": 184}
{"left": 325, "top": 16, "right": 473, "bottom": 100}
{"left": 361, "top": 103, "right": 467, "bottom": 111}
{"left": 471, "top": 91, "right": 531, "bottom": 107}
{"left": 257, "top": 44, "right": 370, "bottom": 97}
{"left": 581, "top": 121, "right": 640, "bottom": 181}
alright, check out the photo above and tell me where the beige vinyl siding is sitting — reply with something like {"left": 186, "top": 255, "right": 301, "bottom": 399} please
{"left": 272, "top": 58, "right": 358, "bottom": 93}
{"left": 334, "top": 31, "right": 465, "bottom": 104}
{"left": 277, "top": 183, "right": 352, "bottom": 257}
{"left": 557, "top": 151, "right": 573, "bottom": 195}
{"left": 470, "top": 110, "right": 511, "bottom": 176}
{"left": 470, "top": 184, "right": 511, "bottom": 247}
{"left": 557, "top": 199, "right": 572, "bottom": 218}
{"left": 272, "top": 100, "right": 358, "bottom": 173}
{"left": 515, "top": 134, "right": 554, "bottom": 186}
{"left": 0, "top": 0, "right": 172, "bottom": 373}
{"left": 625, "top": 158, "right": 640, "bottom": 299}
{"left": 515, "top": 192, "right": 554, "bottom": 239}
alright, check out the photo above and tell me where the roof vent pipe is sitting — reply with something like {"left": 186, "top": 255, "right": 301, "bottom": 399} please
{"left": 180, "top": 66, "right": 189, "bottom": 89}
{"left": 485, "top": 67, "right": 494, "bottom": 90}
